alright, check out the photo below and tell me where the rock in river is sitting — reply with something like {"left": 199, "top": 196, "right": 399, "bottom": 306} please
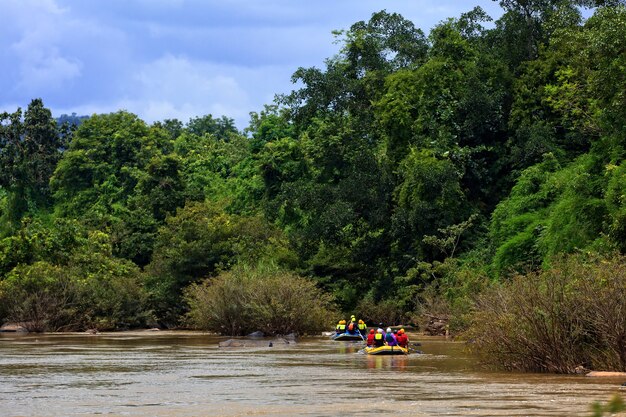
{"left": 0, "top": 323, "right": 28, "bottom": 333}
{"left": 219, "top": 337, "right": 296, "bottom": 348}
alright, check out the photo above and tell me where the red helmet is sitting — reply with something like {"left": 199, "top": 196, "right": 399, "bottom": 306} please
{"left": 369, "top": 329, "right": 375, "bottom": 334}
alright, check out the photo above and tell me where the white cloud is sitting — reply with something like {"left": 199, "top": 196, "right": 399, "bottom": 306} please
{"left": 131, "top": 54, "right": 250, "bottom": 123}
{"left": 6, "top": 0, "right": 83, "bottom": 94}
{"left": 1, "top": 0, "right": 505, "bottom": 129}
{"left": 123, "top": 54, "right": 294, "bottom": 126}
{"left": 15, "top": 53, "right": 83, "bottom": 94}
{"left": 51, "top": 55, "right": 291, "bottom": 127}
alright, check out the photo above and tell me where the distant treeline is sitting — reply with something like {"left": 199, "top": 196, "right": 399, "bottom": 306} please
{"left": 56, "top": 113, "right": 89, "bottom": 128}
{"left": 1, "top": 1, "right": 626, "bottom": 347}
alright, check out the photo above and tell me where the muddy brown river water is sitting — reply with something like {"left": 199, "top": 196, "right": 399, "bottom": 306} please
{"left": 0, "top": 331, "right": 624, "bottom": 416}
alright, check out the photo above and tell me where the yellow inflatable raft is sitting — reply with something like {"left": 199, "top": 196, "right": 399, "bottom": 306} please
{"left": 363, "top": 345, "right": 409, "bottom": 355}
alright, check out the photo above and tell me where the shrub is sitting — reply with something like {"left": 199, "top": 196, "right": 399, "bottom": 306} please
{"left": 355, "top": 295, "right": 407, "bottom": 326}
{"left": 0, "top": 262, "right": 77, "bottom": 332}
{"left": 184, "top": 263, "right": 337, "bottom": 335}
{"left": 0, "top": 230, "right": 150, "bottom": 332}
{"left": 467, "top": 254, "right": 626, "bottom": 373}
{"left": 145, "top": 201, "right": 292, "bottom": 325}
{"left": 591, "top": 394, "right": 625, "bottom": 417}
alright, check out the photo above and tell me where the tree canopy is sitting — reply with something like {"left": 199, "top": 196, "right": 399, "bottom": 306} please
{"left": 2, "top": 2, "right": 626, "bottom": 331}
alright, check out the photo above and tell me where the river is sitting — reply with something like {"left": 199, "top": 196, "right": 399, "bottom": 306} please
{"left": 0, "top": 331, "right": 624, "bottom": 416}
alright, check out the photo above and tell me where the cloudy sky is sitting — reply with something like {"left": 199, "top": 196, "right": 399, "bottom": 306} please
{"left": 1, "top": 0, "right": 505, "bottom": 129}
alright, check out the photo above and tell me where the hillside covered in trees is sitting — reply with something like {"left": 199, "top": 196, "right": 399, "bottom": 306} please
{"left": 1, "top": 0, "right": 626, "bottom": 352}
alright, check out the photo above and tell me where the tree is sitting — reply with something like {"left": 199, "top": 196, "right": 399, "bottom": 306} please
{"left": 50, "top": 111, "right": 167, "bottom": 225}
{"left": 186, "top": 114, "right": 238, "bottom": 140}
{"left": 0, "top": 220, "right": 148, "bottom": 331}
{"left": 0, "top": 99, "right": 64, "bottom": 230}
{"left": 144, "top": 201, "right": 286, "bottom": 325}
{"left": 282, "top": 10, "right": 427, "bottom": 132}
{"left": 392, "top": 148, "right": 467, "bottom": 262}
{"left": 492, "top": 0, "right": 583, "bottom": 64}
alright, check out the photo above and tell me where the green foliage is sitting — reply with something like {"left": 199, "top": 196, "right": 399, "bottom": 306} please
{"left": 283, "top": 10, "right": 426, "bottom": 131}
{"left": 0, "top": 217, "right": 85, "bottom": 276}
{"left": 144, "top": 201, "right": 292, "bottom": 325}
{"left": 393, "top": 148, "right": 467, "bottom": 260}
{"left": 185, "top": 263, "right": 336, "bottom": 335}
{"left": 423, "top": 213, "right": 479, "bottom": 259}
{"left": 69, "top": 230, "right": 148, "bottom": 330}
{"left": 0, "top": 99, "right": 65, "bottom": 231}
{"left": 355, "top": 294, "right": 407, "bottom": 326}
{"left": 4, "top": 3, "right": 626, "bottom": 333}
{"left": 0, "top": 262, "right": 75, "bottom": 331}
{"left": 469, "top": 254, "right": 626, "bottom": 373}
{"left": 51, "top": 111, "right": 162, "bottom": 223}
{"left": 175, "top": 132, "right": 262, "bottom": 213}
{"left": 186, "top": 114, "right": 238, "bottom": 140}
{"left": 605, "top": 162, "right": 626, "bottom": 249}
{"left": 489, "top": 154, "right": 560, "bottom": 274}
{"left": 247, "top": 105, "right": 295, "bottom": 154}
{"left": 0, "top": 224, "right": 148, "bottom": 331}
{"left": 591, "top": 394, "right": 626, "bottom": 417}
{"left": 540, "top": 157, "right": 607, "bottom": 256}
{"left": 258, "top": 136, "right": 305, "bottom": 200}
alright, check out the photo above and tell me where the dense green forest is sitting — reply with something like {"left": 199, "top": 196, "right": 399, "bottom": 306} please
{"left": 1, "top": 0, "right": 626, "bottom": 349}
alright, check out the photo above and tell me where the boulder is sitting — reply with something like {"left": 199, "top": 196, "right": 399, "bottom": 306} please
{"left": 0, "top": 323, "right": 28, "bottom": 333}
{"left": 586, "top": 371, "right": 626, "bottom": 378}
{"left": 422, "top": 314, "right": 450, "bottom": 336}
{"left": 247, "top": 331, "right": 265, "bottom": 338}
{"left": 218, "top": 337, "right": 296, "bottom": 348}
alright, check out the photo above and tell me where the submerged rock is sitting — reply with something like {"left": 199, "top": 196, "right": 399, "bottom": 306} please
{"left": 0, "top": 323, "right": 28, "bottom": 333}
{"left": 586, "top": 371, "right": 626, "bottom": 378}
{"left": 218, "top": 338, "right": 296, "bottom": 348}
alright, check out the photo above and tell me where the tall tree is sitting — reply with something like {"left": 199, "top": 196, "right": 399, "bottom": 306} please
{"left": 0, "top": 99, "right": 64, "bottom": 230}
{"left": 186, "top": 114, "right": 238, "bottom": 141}
{"left": 50, "top": 111, "right": 166, "bottom": 224}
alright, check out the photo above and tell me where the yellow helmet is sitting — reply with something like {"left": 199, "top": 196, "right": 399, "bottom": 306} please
{"left": 358, "top": 319, "right": 364, "bottom": 324}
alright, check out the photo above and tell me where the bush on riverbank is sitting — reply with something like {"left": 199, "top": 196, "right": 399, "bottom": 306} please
{"left": 0, "top": 262, "right": 76, "bottom": 332}
{"left": 467, "top": 254, "right": 626, "bottom": 373}
{"left": 184, "top": 263, "right": 337, "bottom": 335}
{"left": 0, "top": 231, "right": 150, "bottom": 331}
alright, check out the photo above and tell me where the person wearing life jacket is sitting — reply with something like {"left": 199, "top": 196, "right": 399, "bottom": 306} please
{"left": 396, "top": 328, "right": 409, "bottom": 348}
{"left": 336, "top": 319, "right": 346, "bottom": 334}
{"left": 347, "top": 321, "right": 356, "bottom": 334}
{"left": 366, "top": 329, "right": 376, "bottom": 347}
{"left": 357, "top": 319, "right": 367, "bottom": 336}
{"left": 347, "top": 316, "right": 358, "bottom": 334}
{"left": 374, "top": 328, "right": 385, "bottom": 347}
{"left": 385, "top": 327, "right": 398, "bottom": 346}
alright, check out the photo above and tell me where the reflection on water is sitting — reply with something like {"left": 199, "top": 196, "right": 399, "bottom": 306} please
{"left": 0, "top": 332, "right": 624, "bottom": 416}
{"left": 366, "top": 354, "right": 408, "bottom": 371}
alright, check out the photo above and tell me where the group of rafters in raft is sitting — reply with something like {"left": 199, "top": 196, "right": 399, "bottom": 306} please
{"left": 332, "top": 315, "right": 411, "bottom": 355}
